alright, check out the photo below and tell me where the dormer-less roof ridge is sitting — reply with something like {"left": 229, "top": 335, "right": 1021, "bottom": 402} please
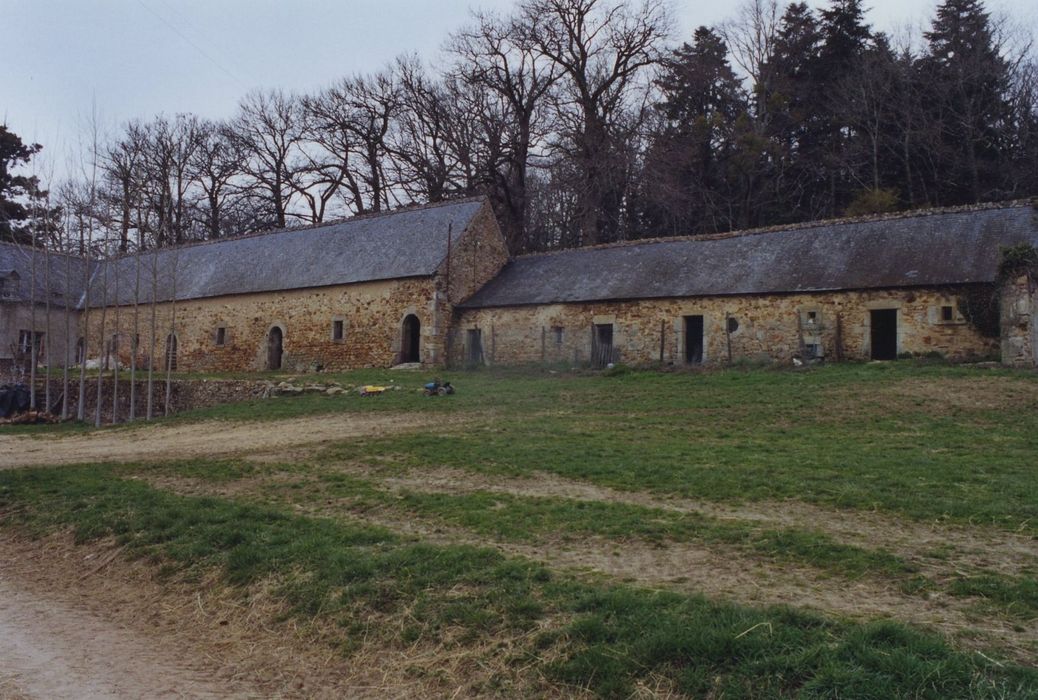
{"left": 102, "top": 194, "right": 490, "bottom": 262}
{"left": 83, "top": 197, "right": 488, "bottom": 306}
{"left": 513, "top": 199, "right": 1037, "bottom": 262}
{"left": 463, "top": 201, "right": 1038, "bottom": 308}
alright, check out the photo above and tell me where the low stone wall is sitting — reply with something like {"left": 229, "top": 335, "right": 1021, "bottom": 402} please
{"left": 1001, "top": 272, "right": 1038, "bottom": 367}
{"left": 30, "top": 377, "right": 267, "bottom": 423}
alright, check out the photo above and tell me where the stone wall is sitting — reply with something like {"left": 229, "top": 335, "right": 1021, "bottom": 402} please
{"left": 453, "top": 285, "right": 997, "bottom": 367}
{"left": 440, "top": 202, "right": 511, "bottom": 306}
{"left": 81, "top": 277, "right": 444, "bottom": 373}
{"left": 37, "top": 377, "right": 268, "bottom": 423}
{"left": 77, "top": 206, "right": 510, "bottom": 373}
{"left": 0, "top": 301, "right": 82, "bottom": 367}
{"left": 1000, "top": 272, "right": 1038, "bottom": 367}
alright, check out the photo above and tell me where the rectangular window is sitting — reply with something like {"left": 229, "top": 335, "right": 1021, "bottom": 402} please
{"left": 17, "top": 330, "right": 44, "bottom": 357}
{"left": 552, "top": 326, "right": 564, "bottom": 346}
{"left": 806, "top": 310, "right": 818, "bottom": 325}
{"left": 332, "top": 319, "right": 344, "bottom": 342}
{"left": 215, "top": 327, "right": 226, "bottom": 346}
{"left": 941, "top": 305, "right": 954, "bottom": 322}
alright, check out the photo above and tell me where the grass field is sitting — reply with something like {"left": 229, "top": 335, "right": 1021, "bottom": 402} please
{"left": 1, "top": 362, "right": 1037, "bottom": 697}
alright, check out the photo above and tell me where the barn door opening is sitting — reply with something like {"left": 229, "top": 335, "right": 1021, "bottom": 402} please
{"left": 466, "top": 329, "right": 483, "bottom": 367}
{"left": 591, "top": 323, "right": 614, "bottom": 368}
{"left": 870, "top": 309, "right": 898, "bottom": 360}
{"left": 267, "top": 327, "right": 283, "bottom": 370}
{"left": 164, "top": 333, "right": 178, "bottom": 371}
{"left": 684, "top": 315, "right": 704, "bottom": 364}
{"left": 401, "top": 315, "right": 421, "bottom": 363}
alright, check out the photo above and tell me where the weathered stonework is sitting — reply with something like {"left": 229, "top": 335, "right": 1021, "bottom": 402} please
{"left": 80, "top": 203, "right": 510, "bottom": 373}
{"left": 453, "top": 286, "right": 997, "bottom": 367}
{"left": 1000, "top": 273, "right": 1038, "bottom": 367}
{"left": 0, "top": 302, "right": 81, "bottom": 372}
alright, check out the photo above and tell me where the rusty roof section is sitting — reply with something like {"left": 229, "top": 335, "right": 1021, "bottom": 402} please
{"left": 462, "top": 201, "right": 1038, "bottom": 308}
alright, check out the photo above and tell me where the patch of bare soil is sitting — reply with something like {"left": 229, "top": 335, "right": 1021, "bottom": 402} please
{"left": 277, "top": 493, "right": 1037, "bottom": 666}
{"left": 0, "top": 533, "right": 579, "bottom": 699}
{"left": 96, "top": 467, "right": 1038, "bottom": 665}
{"left": 332, "top": 465, "right": 1035, "bottom": 580}
{"left": 0, "top": 412, "right": 466, "bottom": 469}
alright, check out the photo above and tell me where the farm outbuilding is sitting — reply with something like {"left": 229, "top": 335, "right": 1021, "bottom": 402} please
{"left": 3, "top": 198, "right": 1037, "bottom": 376}
{"left": 454, "top": 201, "right": 1038, "bottom": 368}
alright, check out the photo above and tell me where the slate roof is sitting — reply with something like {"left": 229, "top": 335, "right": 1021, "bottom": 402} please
{"left": 0, "top": 243, "right": 91, "bottom": 304}
{"left": 89, "top": 198, "right": 487, "bottom": 306}
{"left": 462, "top": 202, "right": 1038, "bottom": 308}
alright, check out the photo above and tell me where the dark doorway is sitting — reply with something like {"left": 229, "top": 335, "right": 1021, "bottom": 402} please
{"left": 165, "top": 333, "right": 178, "bottom": 371}
{"left": 401, "top": 315, "right": 421, "bottom": 363}
{"left": 591, "top": 323, "right": 614, "bottom": 368}
{"left": 267, "top": 327, "right": 283, "bottom": 370}
{"left": 684, "top": 315, "right": 704, "bottom": 364}
{"left": 870, "top": 309, "right": 898, "bottom": 360}
{"left": 466, "top": 329, "right": 483, "bottom": 367}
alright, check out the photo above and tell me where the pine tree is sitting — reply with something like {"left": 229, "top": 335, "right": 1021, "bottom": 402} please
{"left": 922, "top": 0, "right": 1013, "bottom": 203}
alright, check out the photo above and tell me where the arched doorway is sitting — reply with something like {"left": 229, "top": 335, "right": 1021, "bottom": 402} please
{"left": 164, "top": 333, "right": 178, "bottom": 371}
{"left": 401, "top": 315, "right": 421, "bottom": 363}
{"left": 267, "top": 327, "right": 284, "bottom": 370}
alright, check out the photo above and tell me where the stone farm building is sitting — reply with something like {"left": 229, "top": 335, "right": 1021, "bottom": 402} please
{"left": 2, "top": 197, "right": 1037, "bottom": 376}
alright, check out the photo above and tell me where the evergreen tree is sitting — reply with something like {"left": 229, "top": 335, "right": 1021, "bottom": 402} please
{"left": 0, "top": 125, "right": 49, "bottom": 244}
{"left": 922, "top": 0, "right": 1013, "bottom": 203}
{"left": 642, "top": 27, "right": 753, "bottom": 234}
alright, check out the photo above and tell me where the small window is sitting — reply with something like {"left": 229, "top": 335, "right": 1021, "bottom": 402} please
{"left": 727, "top": 317, "right": 739, "bottom": 334}
{"left": 941, "top": 305, "right": 954, "bottom": 322}
{"left": 332, "top": 319, "right": 344, "bottom": 342}
{"left": 806, "top": 311, "right": 818, "bottom": 325}
{"left": 18, "top": 330, "right": 43, "bottom": 355}
{"left": 215, "top": 327, "right": 226, "bottom": 346}
{"left": 552, "top": 325, "right": 564, "bottom": 346}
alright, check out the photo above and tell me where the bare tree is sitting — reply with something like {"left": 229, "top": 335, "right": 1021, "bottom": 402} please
{"left": 449, "top": 9, "right": 561, "bottom": 252}
{"left": 521, "top": 0, "right": 671, "bottom": 245}
{"left": 188, "top": 120, "right": 244, "bottom": 238}
{"left": 229, "top": 89, "right": 303, "bottom": 229}
{"left": 303, "top": 70, "right": 400, "bottom": 215}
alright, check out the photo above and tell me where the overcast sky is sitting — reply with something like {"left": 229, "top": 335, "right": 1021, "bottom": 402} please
{"left": 2, "top": 0, "right": 1035, "bottom": 180}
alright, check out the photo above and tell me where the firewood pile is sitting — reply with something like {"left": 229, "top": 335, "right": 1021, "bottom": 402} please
{"left": 0, "top": 410, "right": 61, "bottom": 425}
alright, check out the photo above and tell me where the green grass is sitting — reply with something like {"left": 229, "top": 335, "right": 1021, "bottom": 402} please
{"left": 4, "top": 362, "right": 1038, "bottom": 694}
{"left": 308, "top": 472, "right": 913, "bottom": 580}
{"left": 1, "top": 465, "right": 1035, "bottom": 698}
{"left": 299, "top": 363, "right": 1038, "bottom": 532}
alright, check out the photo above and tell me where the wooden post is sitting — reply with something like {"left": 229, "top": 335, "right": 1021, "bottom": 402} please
{"left": 659, "top": 320, "right": 665, "bottom": 364}
{"left": 724, "top": 313, "right": 733, "bottom": 365}
{"left": 541, "top": 326, "right": 546, "bottom": 363}
{"left": 835, "top": 312, "right": 844, "bottom": 361}
{"left": 491, "top": 323, "right": 496, "bottom": 364}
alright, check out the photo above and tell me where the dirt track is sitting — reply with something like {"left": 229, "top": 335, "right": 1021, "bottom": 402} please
{"left": 0, "top": 412, "right": 454, "bottom": 469}
{"left": 0, "top": 574, "right": 240, "bottom": 700}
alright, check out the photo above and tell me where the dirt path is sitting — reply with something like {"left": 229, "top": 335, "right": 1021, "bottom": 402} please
{"left": 374, "top": 467, "right": 1038, "bottom": 577}
{"left": 0, "top": 569, "right": 248, "bottom": 699}
{"left": 282, "top": 495, "right": 1037, "bottom": 664}
{"left": 0, "top": 412, "right": 462, "bottom": 469}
